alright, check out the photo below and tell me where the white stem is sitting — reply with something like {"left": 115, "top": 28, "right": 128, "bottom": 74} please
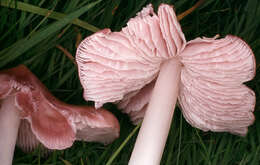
{"left": 0, "top": 97, "right": 21, "bottom": 165}
{"left": 129, "top": 58, "right": 181, "bottom": 165}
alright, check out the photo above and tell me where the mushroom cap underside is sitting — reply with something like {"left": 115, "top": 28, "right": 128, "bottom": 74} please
{"left": 75, "top": 3, "right": 256, "bottom": 136}
{"left": 0, "top": 65, "right": 120, "bottom": 150}
{"left": 119, "top": 35, "right": 256, "bottom": 136}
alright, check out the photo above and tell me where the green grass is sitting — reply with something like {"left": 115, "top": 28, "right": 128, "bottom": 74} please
{"left": 0, "top": 0, "right": 259, "bottom": 164}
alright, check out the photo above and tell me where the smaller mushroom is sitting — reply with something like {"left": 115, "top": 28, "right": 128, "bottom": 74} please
{"left": 0, "top": 65, "right": 120, "bottom": 165}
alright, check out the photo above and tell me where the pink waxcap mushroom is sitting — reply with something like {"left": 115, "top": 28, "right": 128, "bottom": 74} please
{"left": 76, "top": 2, "right": 256, "bottom": 164}
{"left": 76, "top": 4, "right": 186, "bottom": 108}
{"left": 0, "top": 65, "right": 119, "bottom": 164}
{"left": 178, "top": 35, "right": 256, "bottom": 136}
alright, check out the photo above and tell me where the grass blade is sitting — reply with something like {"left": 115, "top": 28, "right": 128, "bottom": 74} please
{"left": 0, "top": 0, "right": 99, "bottom": 32}
{"left": 106, "top": 123, "right": 141, "bottom": 165}
{"left": 0, "top": 0, "right": 101, "bottom": 68}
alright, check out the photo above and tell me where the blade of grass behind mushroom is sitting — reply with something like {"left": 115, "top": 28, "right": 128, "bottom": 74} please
{"left": 0, "top": 0, "right": 99, "bottom": 32}
{"left": 0, "top": 0, "right": 101, "bottom": 68}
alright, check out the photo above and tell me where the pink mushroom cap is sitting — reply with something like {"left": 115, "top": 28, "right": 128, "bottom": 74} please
{"left": 178, "top": 35, "right": 256, "bottom": 135}
{"left": 0, "top": 65, "right": 120, "bottom": 151}
{"left": 76, "top": 4, "right": 256, "bottom": 136}
{"left": 76, "top": 4, "right": 185, "bottom": 108}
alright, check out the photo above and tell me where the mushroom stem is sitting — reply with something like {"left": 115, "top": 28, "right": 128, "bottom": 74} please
{"left": 0, "top": 97, "right": 21, "bottom": 165}
{"left": 129, "top": 58, "right": 182, "bottom": 165}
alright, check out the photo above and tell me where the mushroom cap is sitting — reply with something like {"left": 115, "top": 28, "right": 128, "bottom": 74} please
{"left": 0, "top": 65, "right": 119, "bottom": 150}
{"left": 76, "top": 3, "right": 256, "bottom": 136}
{"left": 76, "top": 4, "right": 185, "bottom": 108}
{"left": 178, "top": 35, "right": 256, "bottom": 135}
{"left": 121, "top": 35, "right": 256, "bottom": 135}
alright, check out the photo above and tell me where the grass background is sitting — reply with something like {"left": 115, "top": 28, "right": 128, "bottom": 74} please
{"left": 0, "top": 0, "right": 259, "bottom": 164}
